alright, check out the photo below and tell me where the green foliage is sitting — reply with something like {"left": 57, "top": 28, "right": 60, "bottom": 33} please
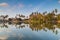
{"left": 29, "top": 9, "right": 59, "bottom": 24}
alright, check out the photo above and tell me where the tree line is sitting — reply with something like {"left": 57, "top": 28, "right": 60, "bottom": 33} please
{"left": 0, "top": 9, "right": 60, "bottom": 24}
{"left": 29, "top": 9, "right": 60, "bottom": 24}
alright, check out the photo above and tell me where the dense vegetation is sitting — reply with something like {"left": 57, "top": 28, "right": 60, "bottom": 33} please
{"left": 0, "top": 9, "right": 60, "bottom": 24}
{"left": 29, "top": 9, "right": 60, "bottom": 24}
{"left": 0, "top": 9, "right": 60, "bottom": 34}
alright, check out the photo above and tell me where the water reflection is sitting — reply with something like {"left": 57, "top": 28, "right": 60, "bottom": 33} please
{"left": 0, "top": 22, "right": 60, "bottom": 34}
{"left": 29, "top": 23, "right": 58, "bottom": 34}
{"left": 0, "top": 22, "right": 60, "bottom": 40}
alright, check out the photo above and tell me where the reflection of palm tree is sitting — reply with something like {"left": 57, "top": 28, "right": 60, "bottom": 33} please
{"left": 15, "top": 23, "right": 25, "bottom": 29}
{"left": 29, "top": 22, "right": 59, "bottom": 35}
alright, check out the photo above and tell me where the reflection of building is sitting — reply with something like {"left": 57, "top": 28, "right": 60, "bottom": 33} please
{"left": 8, "top": 18, "right": 22, "bottom": 24}
{"left": 0, "top": 22, "right": 8, "bottom": 28}
{"left": 15, "top": 24, "right": 25, "bottom": 29}
{"left": 0, "top": 16, "right": 4, "bottom": 21}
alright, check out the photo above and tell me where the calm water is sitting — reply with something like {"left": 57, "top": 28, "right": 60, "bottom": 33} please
{"left": 0, "top": 23, "right": 60, "bottom": 40}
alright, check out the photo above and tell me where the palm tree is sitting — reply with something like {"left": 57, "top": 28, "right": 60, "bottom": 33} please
{"left": 3, "top": 15, "right": 8, "bottom": 22}
{"left": 4, "top": 15, "right": 8, "bottom": 18}
{"left": 43, "top": 11, "right": 47, "bottom": 15}
{"left": 55, "top": 9, "right": 58, "bottom": 13}
{"left": 31, "top": 12, "right": 33, "bottom": 16}
{"left": 0, "top": 15, "right": 8, "bottom": 22}
{"left": 4, "top": 15, "right": 8, "bottom": 19}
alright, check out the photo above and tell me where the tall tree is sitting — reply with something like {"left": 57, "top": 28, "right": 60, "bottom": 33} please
{"left": 43, "top": 11, "right": 47, "bottom": 15}
{"left": 55, "top": 9, "right": 58, "bottom": 13}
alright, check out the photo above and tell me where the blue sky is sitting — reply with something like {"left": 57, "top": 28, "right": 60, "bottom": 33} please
{"left": 0, "top": 0, "right": 60, "bottom": 17}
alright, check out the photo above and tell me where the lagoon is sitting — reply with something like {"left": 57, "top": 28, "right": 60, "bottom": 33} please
{"left": 0, "top": 23, "right": 60, "bottom": 40}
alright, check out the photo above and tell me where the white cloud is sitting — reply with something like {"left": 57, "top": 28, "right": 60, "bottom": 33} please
{"left": 6, "top": 5, "right": 17, "bottom": 12}
{"left": 58, "top": 0, "right": 60, "bottom": 3}
{"left": 0, "top": 3, "right": 8, "bottom": 7}
{"left": 19, "top": 3, "right": 24, "bottom": 8}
